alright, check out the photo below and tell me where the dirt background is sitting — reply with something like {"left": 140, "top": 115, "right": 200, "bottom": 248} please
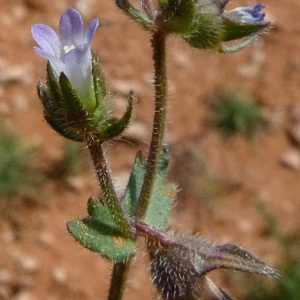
{"left": 1, "top": 0, "right": 300, "bottom": 299}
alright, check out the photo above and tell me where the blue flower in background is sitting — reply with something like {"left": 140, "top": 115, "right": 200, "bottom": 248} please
{"left": 32, "top": 8, "right": 99, "bottom": 110}
{"left": 223, "top": 4, "right": 266, "bottom": 24}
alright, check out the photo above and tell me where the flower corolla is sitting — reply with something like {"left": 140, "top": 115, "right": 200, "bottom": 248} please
{"left": 223, "top": 3, "right": 266, "bottom": 24}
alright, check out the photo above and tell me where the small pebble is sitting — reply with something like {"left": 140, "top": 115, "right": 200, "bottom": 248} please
{"left": 37, "top": 231, "right": 54, "bottom": 247}
{"left": 11, "top": 250, "right": 39, "bottom": 274}
{"left": 74, "top": 0, "right": 96, "bottom": 17}
{"left": 52, "top": 266, "right": 68, "bottom": 283}
{"left": 12, "top": 290, "right": 36, "bottom": 300}
{"left": 281, "top": 148, "right": 300, "bottom": 171}
{"left": 0, "top": 64, "right": 31, "bottom": 85}
{"left": 0, "top": 269, "right": 12, "bottom": 284}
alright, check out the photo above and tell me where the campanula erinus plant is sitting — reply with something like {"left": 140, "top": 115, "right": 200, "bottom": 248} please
{"left": 32, "top": 1, "right": 277, "bottom": 299}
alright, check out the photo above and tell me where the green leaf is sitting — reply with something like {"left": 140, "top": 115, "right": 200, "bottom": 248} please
{"left": 144, "top": 180, "right": 176, "bottom": 229}
{"left": 158, "top": 0, "right": 195, "bottom": 34}
{"left": 122, "top": 152, "right": 145, "bottom": 217}
{"left": 122, "top": 148, "right": 175, "bottom": 229}
{"left": 116, "top": 0, "right": 153, "bottom": 30}
{"left": 67, "top": 199, "right": 136, "bottom": 262}
{"left": 144, "top": 149, "right": 176, "bottom": 228}
{"left": 87, "top": 197, "right": 105, "bottom": 217}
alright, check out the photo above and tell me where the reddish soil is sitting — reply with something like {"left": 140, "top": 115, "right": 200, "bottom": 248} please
{"left": 1, "top": 0, "right": 300, "bottom": 299}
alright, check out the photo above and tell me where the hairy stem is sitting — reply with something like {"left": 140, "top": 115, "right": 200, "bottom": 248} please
{"left": 87, "top": 137, "right": 133, "bottom": 238}
{"left": 107, "top": 260, "right": 132, "bottom": 300}
{"left": 88, "top": 138, "right": 134, "bottom": 300}
{"left": 137, "top": 31, "right": 168, "bottom": 220}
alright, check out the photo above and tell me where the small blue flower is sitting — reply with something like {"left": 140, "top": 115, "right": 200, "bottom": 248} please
{"left": 32, "top": 7, "right": 99, "bottom": 109}
{"left": 223, "top": 3, "right": 266, "bottom": 24}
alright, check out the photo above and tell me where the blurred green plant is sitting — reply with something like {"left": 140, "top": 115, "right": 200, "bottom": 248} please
{"left": 63, "top": 140, "right": 85, "bottom": 176}
{"left": 50, "top": 140, "right": 87, "bottom": 179}
{"left": 0, "top": 131, "right": 36, "bottom": 200}
{"left": 170, "top": 143, "right": 235, "bottom": 204}
{"left": 244, "top": 202, "right": 300, "bottom": 300}
{"left": 210, "top": 91, "right": 267, "bottom": 138}
{"left": 0, "top": 129, "right": 43, "bottom": 233}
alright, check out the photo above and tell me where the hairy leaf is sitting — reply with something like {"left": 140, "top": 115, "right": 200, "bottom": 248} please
{"left": 67, "top": 199, "right": 136, "bottom": 262}
{"left": 122, "top": 148, "right": 175, "bottom": 229}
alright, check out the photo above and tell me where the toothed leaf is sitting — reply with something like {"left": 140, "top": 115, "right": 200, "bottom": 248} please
{"left": 67, "top": 199, "right": 136, "bottom": 262}
{"left": 122, "top": 148, "right": 175, "bottom": 229}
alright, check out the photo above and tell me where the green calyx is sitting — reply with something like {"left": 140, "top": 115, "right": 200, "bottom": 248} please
{"left": 218, "top": 19, "right": 270, "bottom": 52}
{"left": 157, "top": 0, "right": 223, "bottom": 49}
{"left": 157, "top": 0, "right": 195, "bottom": 34}
{"left": 38, "top": 56, "right": 134, "bottom": 143}
{"left": 221, "top": 19, "right": 270, "bottom": 42}
{"left": 183, "top": 16, "right": 270, "bottom": 51}
{"left": 183, "top": 11, "right": 223, "bottom": 50}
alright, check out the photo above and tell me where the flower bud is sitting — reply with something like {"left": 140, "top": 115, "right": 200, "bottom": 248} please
{"left": 136, "top": 222, "right": 278, "bottom": 300}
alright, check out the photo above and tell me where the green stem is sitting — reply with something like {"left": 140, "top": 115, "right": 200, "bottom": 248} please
{"left": 87, "top": 138, "right": 133, "bottom": 239}
{"left": 107, "top": 260, "right": 132, "bottom": 300}
{"left": 137, "top": 31, "right": 168, "bottom": 220}
{"left": 88, "top": 139, "right": 134, "bottom": 299}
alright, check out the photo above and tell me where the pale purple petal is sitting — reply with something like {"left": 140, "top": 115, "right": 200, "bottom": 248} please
{"left": 59, "top": 7, "right": 84, "bottom": 46}
{"left": 33, "top": 45, "right": 56, "bottom": 60}
{"left": 223, "top": 3, "right": 266, "bottom": 24}
{"left": 85, "top": 18, "right": 100, "bottom": 43}
{"left": 34, "top": 46, "right": 65, "bottom": 76}
{"left": 32, "top": 24, "right": 61, "bottom": 57}
{"left": 64, "top": 45, "right": 94, "bottom": 101}
{"left": 64, "top": 45, "right": 91, "bottom": 81}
